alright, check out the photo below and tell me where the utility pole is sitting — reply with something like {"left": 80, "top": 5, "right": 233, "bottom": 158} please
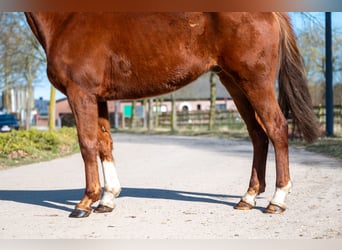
{"left": 325, "top": 12, "right": 334, "bottom": 136}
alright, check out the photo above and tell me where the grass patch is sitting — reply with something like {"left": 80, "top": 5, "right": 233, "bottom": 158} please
{"left": 0, "top": 127, "right": 79, "bottom": 169}
{"left": 291, "top": 137, "right": 342, "bottom": 160}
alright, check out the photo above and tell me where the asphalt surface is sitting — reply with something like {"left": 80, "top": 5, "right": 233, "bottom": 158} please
{"left": 0, "top": 133, "right": 341, "bottom": 239}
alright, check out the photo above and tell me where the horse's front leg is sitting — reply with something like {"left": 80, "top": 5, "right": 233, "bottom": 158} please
{"left": 94, "top": 101, "right": 121, "bottom": 213}
{"left": 67, "top": 87, "right": 102, "bottom": 218}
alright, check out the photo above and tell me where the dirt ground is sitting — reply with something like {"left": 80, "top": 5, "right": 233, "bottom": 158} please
{"left": 0, "top": 133, "right": 341, "bottom": 239}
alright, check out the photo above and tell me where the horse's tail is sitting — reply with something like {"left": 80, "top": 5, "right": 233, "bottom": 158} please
{"left": 275, "top": 12, "right": 320, "bottom": 143}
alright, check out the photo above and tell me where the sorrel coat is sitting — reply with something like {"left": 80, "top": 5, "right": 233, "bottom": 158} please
{"left": 25, "top": 12, "right": 319, "bottom": 218}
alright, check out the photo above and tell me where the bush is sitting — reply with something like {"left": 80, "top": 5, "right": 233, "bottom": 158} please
{"left": 0, "top": 127, "right": 79, "bottom": 167}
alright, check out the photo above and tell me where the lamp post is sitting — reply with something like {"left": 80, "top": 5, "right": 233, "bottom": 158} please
{"left": 325, "top": 12, "right": 334, "bottom": 137}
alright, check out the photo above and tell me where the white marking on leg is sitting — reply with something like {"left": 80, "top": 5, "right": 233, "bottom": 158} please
{"left": 270, "top": 181, "right": 292, "bottom": 208}
{"left": 100, "top": 161, "right": 121, "bottom": 208}
{"left": 241, "top": 192, "right": 257, "bottom": 206}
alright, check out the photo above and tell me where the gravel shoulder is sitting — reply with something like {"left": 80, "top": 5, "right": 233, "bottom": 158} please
{"left": 0, "top": 133, "right": 341, "bottom": 239}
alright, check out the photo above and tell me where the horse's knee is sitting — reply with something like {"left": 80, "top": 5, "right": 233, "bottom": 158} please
{"left": 79, "top": 138, "right": 98, "bottom": 158}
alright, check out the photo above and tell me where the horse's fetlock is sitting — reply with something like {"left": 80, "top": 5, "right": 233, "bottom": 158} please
{"left": 258, "top": 183, "right": 266, "bottom": 194}
{"left": 86, "top": 189, "right": 102, "bottom": 202}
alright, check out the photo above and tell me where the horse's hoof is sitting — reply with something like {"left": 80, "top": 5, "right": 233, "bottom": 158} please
{"left": 234, "top": 200, "right": 254, "bottom": 210}
{"left": 69, "top": 208, "right": 91, "bottom": 218}
{"left": 94, "top": 204, "right": 115, "bottom": 213}
{"left": 264, "top": 203, "right": 286, "bottom": 214}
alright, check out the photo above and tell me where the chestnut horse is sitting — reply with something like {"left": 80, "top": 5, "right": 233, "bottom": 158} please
{"left": 25, "top": 12, "right": 319, "bottom": 218}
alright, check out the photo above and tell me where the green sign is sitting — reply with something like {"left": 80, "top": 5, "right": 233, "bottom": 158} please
{"left": 124, "top": 105, "right": 132, "bottom": 118}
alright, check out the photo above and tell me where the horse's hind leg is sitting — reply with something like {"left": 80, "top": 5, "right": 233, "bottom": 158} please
{"left": 216, "top": 14, "right": 292, "bottom": 213}
{"left": 248, "top": 87, "right": 292, "bottom": 213}
{"left": 219, "top": 74, "right": 269, "bottom": 210}
{"left": 221, "top": 72, "right": 291, "bottom": 213}
{"left": 94, "top": 101, "right": 121, "bottom": 213}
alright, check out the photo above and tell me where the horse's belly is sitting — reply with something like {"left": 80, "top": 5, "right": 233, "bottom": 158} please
{"left": 99, "top": 57, "right": 211, "bottom": 100}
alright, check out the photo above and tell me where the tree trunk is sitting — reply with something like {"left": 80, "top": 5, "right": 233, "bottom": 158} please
{"left": 142, "top": 99, "right": 147, "bottom": 129}
{"left": 49, "top": 86, "right": 56, "bottom": 131}
{"left": 208, "top": 72, "right": 217, "bottom": 131}
{"left": 25, "top": 82, "right": 33, "bottom": 130}
{"left": 130, "top": 100, "right": 136, "bottom": 129}
{"left": 2, "top": 48, "right": 11, "bottom": 113}
{"left": 113, "top": 101, "right": 120, "bottom": 129}
{"left": 154, "top": 98, "right": 160, "bottom": 128}
{"left": 148, "top": 98, "right": 153, "bottom": 130}
{"left": 171, "top": 93, "right": 177, "bottom": 132}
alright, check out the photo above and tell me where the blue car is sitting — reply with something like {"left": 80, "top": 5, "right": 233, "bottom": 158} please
{"left": 0, "top": 114, "right": 20, "bottom": 132}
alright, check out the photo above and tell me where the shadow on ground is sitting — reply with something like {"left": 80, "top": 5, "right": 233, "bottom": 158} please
{"left": 0, "top": 187, "right": 265, "bottom": 214}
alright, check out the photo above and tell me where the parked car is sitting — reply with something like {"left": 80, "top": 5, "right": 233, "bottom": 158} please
{"left": 0, "top": 114, "right": 20, "bottom": 132}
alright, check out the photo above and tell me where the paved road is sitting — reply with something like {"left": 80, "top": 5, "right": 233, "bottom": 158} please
{"left": 0, "top": 133, "right": 341, "bottom": 239}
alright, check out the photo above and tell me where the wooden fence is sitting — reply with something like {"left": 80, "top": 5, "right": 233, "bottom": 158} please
{"left": 59, "top": 105, "right": 342, "bottom": 135}
{"left": 156, "top": 110, "right": 245, "bottom": 130}
{"left": 313, "top": 105, "right": 342, "bottom": 127}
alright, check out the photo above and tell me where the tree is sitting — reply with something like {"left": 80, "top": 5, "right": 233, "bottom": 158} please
{"left": 0, "top": 12, "right": 24, "bottom": 112}
{"left": 294, "top": 12, "right": 342, "bottom": 105}
{"left": 0, "top": 12, "right": 45, "bottom": 129}
{"left": 20, "top": 13, "right": 46, "bottom": 130}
